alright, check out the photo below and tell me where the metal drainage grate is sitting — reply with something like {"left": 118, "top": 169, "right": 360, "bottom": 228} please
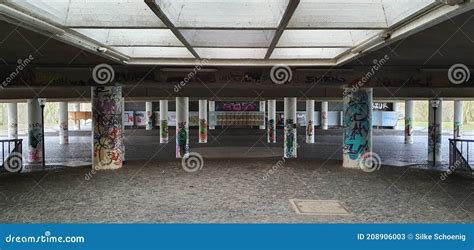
{"left": 289, "top": 199, "right": 350, "bottom": 215}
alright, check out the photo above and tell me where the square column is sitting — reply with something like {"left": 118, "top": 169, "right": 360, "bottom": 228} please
{"left": 27, "top": 99, "right": 43, "bottom": 164}
{"left": 199, "top": 100, "right": 208, "bottom": 143}
{"left": 259, "top": 101, "right": 266, "bottom": 130}
{"left": 321, "top": 101, "right": 328, "bottom": 130}
{"left": 91, "top": 86, "right": 124, "bottom": 170}
{"left": 7, "top": 103, "right": 18, "bottom": 139}
{"left": 58, "top": 102, "right": 69, "bottom": 144}
{"left": 343, "top": 89, "right": 373, "bottom": 169}
{"left": 305, "top": 100, "right": 315, "bottom": 143}
{"left": 284, "top": 97, "right": 297, "bottom": 158}
{"left": 176, "top": 97, "right": 189, "bottom": 158}
{"left": 209, "top": 100, "right": 215, "bottom": 130}
{"left": 267, "top": 100, "right": 276, "bottom": 143}
{"left": 428, "top": 99, "right": 442, "bottom": 164}
{"left": 404, "top": 100, "right": 414, "bottom": 144}
{"left": 159, "top": 100, "right": 169, "bottom": 143}
{"left": 145, "top": 101, "right": 153, "bottom": 130}
{"left": 454, "top": 100, "right": 463, "bottom": 139}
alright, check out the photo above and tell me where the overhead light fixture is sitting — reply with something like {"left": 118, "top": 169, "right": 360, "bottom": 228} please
{"left": 0, "top": 5, "right": 64, "bottom": 35}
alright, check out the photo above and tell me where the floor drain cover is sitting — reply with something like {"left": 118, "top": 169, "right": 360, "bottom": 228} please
{"left": 289, "top": 199, "right": 350, "bottom": 215}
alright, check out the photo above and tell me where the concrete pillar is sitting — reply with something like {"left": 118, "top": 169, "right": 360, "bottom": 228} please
{"left": 284, "top": 97, "right": 297, "bottom": 158}
{"left": 209, "top": 100, "right": 215, "bottom": 130}
{"left": 91, "top": 86, "right": 123, "bottom": 170}
{"left": 321, "top": 101, "right": 328, "bottom": 130}
{"left": 7, "top": 103, "right": 18, "bottom": 139}
{"left": 145, "top": 101, "right": 153, "bottom": 130}
{"left": 404, "top": 100, "right": 414, "bottom": 144}
{"left": 58, "top": 102, "right": 69, "bottom": 145}
{"left": 176, "top": 97, "right": 189, "bottom": 158}
{"left": 199, "top": 100, "right": 208, "bottom": 143}
{"left": 259, "top": 101, "right": 266, "bottom": 130}
{"left": 72, "top": 103, "right": 81, "bottom": 130}
{"left": 267, "top": 100, "right": 276, "bottom": 143}
{"left": 121, "top": 97, "right": 126, "bottom": 162}
{"left": 27, "top": 99, "right": 43, "bottom": 164}
{"left": 159, "top": 100, "right": 169, "bottom": 143}
{"left": 305, "top": 100, "right": 315, "bottom": 143}
{"left": 342, "top": 89, "right": 372, "bottom": 169}
{"left": 454, "top": 100, "right": 463, "bottom": 139}
{"left": 428, "top": 99, "right": 442, "bottom": 164}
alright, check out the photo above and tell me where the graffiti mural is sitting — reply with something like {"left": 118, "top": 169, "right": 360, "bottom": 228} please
{"left": 92, "top": 86, "right": 123, "bottom": 170}
{"left": 28, "top": 123, "right": 42, "bottom": 163}
{"left": 176, "top": 122, "right": 189, "bottom": 158}
{"left": 8, "top": 122, "right": 18, "bottom": 139}
{"left": 59, "top": 121, "right": 69, "bottom": 144}
{"left": 343, "top": 89, "right": 372, "bottom": 168}
{"left": 146, "top": 111, "right": 153, "bottom": 130}
{"left": 160, "top": 119, "right": 168, "bottom": 143}
{"left": 306, "top": 120, "right": 313, "bottom": 143}
{"left": 268, "top": 119, "right": 276, "bottom": 143}
{"left": 404, "top": 117, "right": 413, "bottom": 144}
{"left": 454, "top": 121, "right": 463, "bottom": 138}
{"left": 199, "top": 119, "right": 207, "bottom": 143}
{"left": 284, "top": 119, "right": 297, "bottom": 158}
{"left": 428, "top": 123, "right": 441, "bottom": 161}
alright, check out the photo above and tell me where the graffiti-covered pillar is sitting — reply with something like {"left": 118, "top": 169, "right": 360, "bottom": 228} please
{"left": 159, "top": 100, "right": 169, "bottom": 143}
{"left": 58, "top": 102, "right": 69, "bottom": 144}
{"left": 284, "top": 97, "right": 297, "bottom": 158}
{"left": 404, "top": 100, "right": 414, "bottom": 144}
{"left": 176, "top": 97, "right": 189, "bottom": 158}
{"left": 145, "top": 101, "right": 153, "bottom": 130}
{"left": 91, "top": 86, "right": 124, "bottom": 170}
{"left": 428, "top": 99, "right": 442, "bottom": 164}
{"left": 305, "top": 100, "right": 315, "bottom": 143}
{"left": 321, "top": 101, "right": 328, "bottom": 130}
{"left": 209, "top": 100, "right": 215, "bottom": 130}
{"left": 27, "top": 99, "right": 43, "bottom": 164}
{"left": 343, "top": 89, "right": 372, "bottom": 169}
{"left": 72, "top": 103, "right": 81, "bottom": 130}
{"left": 454, "top": 100, "right": 463, "bottom": 139}
{"left": 199, "top": 100, "right": 208, "bottom": 143}
{"left": 259, "top": 101, "right": 266, "bottom": 130}
{"left": 7, "top": 103, "right": 18, "bottom": 139}
{"left": 267, "top": 100, "right": 276, "bottom": 143}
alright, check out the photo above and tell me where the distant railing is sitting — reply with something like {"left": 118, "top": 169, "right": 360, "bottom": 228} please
{"left": 0, "top": 139, "right": 23, "bottom": 173}
{"left": 448, "top": 138, "right": 473, "bottom": 174}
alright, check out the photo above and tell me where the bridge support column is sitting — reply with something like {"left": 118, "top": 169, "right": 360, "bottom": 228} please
{"left": 176, "top": 97, "right": 189, "bottom": 158}
{"left": 7, "top": 103, "right": 18, "bottom": 139}
{"left": 72, "top": 103, "right": 81, "bottom": 130}
{"left": 284, "top": 97, "right": 297, "bottom": 158}
{"left": 428, "top": 99, "right": 442, "bottom": 164}
{"left": 259, "top": 101, "right": 266, "bottom": 130}
{"left": 27, "top": 99, "right": 43, "bottom": 164}
{"left": 305, "top": 100, "right": 315, "bottom": 143}
{"left": 91, "top": 86, "right": 123, "bottom": 170}
{"left": 405, "top": 100, "right": 414, "bottom": 144}
{"left": 209, "top": 100, "right": 215, "bottom": 130}
{"left": 199, "top": 100, "right": 208, "bottom": 143}
{"left": 267, "top": 100, "right": 276, "bottom": 143}
{"left": 159, "top": 100, "right": 169, "bottom": 143}
{"left": 343, "top": 89, "right": 372, "bottom": 169}
{"left": 454, "top": 100, "right": 463, "bottom": 139}
{"left": 321, "top": 101, "right": 328, "bottom": 130}
{"left": 58, "top": 102, "right": 69, "bottom": 145}
{"left": 145, "top": 101, "right": 153, "bottom": 130}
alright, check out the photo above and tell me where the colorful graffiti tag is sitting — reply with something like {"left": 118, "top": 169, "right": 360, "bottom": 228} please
{"left": 454, "top": 121, "right": 463, "bottom": 138}
{"left": 343, "top": 89, "right": 372, "bottom": 168}
{"left": 92, "top": 86, "right": 123, "bottom": 170}
{"left": 59, "top": 121, "right": 68, "bottom": 144}
{"left": 176, "top": 122, "right": 189, "bottom": 158}
{"left": 146, "top": 111, "right": 153, "bottom": 130}
{"left": 284, "top": 119, "right": 297, "bottom": 158}
{"left": 160, "top": 119, "right": 168, "bottom": 143}
{"left": 28, "top": 123, "right": 42, "bottom": 163}
{"left": 306, "top": 120, "right": 313, "bottom": 139}
{"left": 404, "top": 117, "right": 413, "bottom": 144}
{"left": 199, "top": 119, "right": 207, "bottom": 143}
{"left": 268, "top": 119, "right": 276, "bottom": 143}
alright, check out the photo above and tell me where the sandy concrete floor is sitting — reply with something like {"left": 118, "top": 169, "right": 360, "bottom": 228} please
{"left": 0, "top": 159, "right": 472, "bottom": 223}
